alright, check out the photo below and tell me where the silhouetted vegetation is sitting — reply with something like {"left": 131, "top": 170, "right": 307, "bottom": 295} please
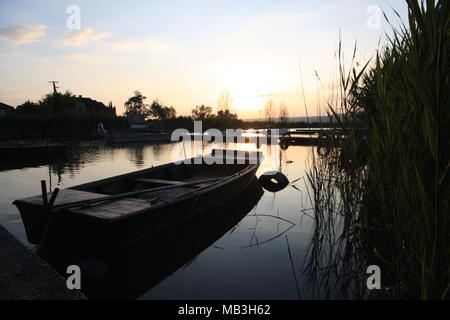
{"left": 0, "top": 112, "right": 128, "bottom": 140}
{"left": 145, "top": 103, "right": 241, "bottom": 131}
{"left": 2, "top": 87, "right": 338, "bottom": 140}
{"left": 305, "top": 0, "right": 449, "bottom": 299}
{"left": 1, "top": 91, "right": 127, "bottom": 140}
{"left": 191, "top": 105, "right": 213, "bottom": 120}
{"left": 264, "top": 99, "right": 276, "bottom": 122}
{"left": 124, "top": 91, "right": 149, "bottom": 116}
{"left": 149, "top": 99, "right": 176, "bottom": 120}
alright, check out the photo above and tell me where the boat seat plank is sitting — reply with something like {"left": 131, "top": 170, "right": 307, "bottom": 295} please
{"left": 18, "top": 189, "right": 107, "bottom": 206}
{"left": 139, "top": 186, "right": 193, "bottom": 202}
{"left": 69, "top": 198, "right": 153, "bottom": 220}
{"left": 131, "top": 178, "right": 186, "bottom": 185}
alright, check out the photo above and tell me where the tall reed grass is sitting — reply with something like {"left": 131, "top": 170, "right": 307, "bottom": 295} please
{"left": 305, "top": 0, "right": 449, "bottom": 299}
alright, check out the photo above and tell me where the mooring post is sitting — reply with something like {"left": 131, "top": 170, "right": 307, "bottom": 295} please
{"left": 40, "top": 180, "right": 48, "bottom": 208}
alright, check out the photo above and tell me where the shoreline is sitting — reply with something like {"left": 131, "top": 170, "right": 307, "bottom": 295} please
{"left": 0, "top": 224, "right": 85, "bottom": 300}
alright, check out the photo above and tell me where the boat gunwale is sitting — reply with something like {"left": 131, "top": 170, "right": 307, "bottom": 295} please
{"left": 67, "top": 160, "right": 259, "bottom": 222}
{"left": 13, "top": 153, "right": 261, "bottom": 223}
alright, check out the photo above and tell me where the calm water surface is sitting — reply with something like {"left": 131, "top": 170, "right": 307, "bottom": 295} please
{"left": 0, "top": 141, "right": 324, "bottom": 299}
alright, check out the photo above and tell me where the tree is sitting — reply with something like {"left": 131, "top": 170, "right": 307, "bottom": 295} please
{"left": 124, "top": 90, "right": 149, "bottom": 116}
{"left": 264, "top": 99, "right": 275, "bottom": 122}
{"left": 149, "top": 99, "right": 176, "bottom": 120}
{"left": 279, "top": 102, "right": 289, "bottom": 123}
{"left": 216, "top": 109, "right": 238, "bottom": 120}
{"left": 167, "top": 106, "right": 177, "bottom": 119}
{"left": 218, "top": 90, "right": 233, "bottom": 111}
{"left": 191, "top": 105, "right": 212, "bottom": 120}
{"left": 16, "top": 100, "right": 41, "bottom": 114}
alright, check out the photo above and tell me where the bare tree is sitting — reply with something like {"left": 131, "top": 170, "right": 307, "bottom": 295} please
{"left": 279, "top": 102, "right": 289, "bottom": 123}
{"left": 218, "top": 90, "right": 233, "bottom": 111}
{"left": 264, "top": 99, "right": 275, "bottom": 122}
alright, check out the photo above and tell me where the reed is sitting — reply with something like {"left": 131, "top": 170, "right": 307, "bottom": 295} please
{"left": 305, "top": 0, "right": 449, "bottom": 299}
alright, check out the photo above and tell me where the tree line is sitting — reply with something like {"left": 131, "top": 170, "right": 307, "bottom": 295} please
{"left": 124, "top": 90, "right": 290, "bottom": 125}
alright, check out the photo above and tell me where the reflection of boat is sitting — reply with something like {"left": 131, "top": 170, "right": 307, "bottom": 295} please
{"left": 40, "top": 178, "right": 264, "bottom": 299}
{"left": 0, "top": 143, "right": 68, "bottom": 158}
{"left": 13, "top": 149, "right": 263, "bottom": 252}
{"left": 105, "top": 132, "right": 171, "bottom": 144}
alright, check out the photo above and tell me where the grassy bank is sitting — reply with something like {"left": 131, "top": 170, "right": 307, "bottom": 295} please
{"left": 305, "top": 0, "right": 449, "bottom": 299}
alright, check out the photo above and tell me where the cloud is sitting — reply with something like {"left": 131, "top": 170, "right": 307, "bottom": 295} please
{"left": 111, "top": 40, "right": 168, "bottom": 54}
{"left": 0, "top": 24, "right": 47, "bottom": 44}
{"left": 64, "top": 54, "right": 105, "bottom": 63}
{"left": 61, "top": 28, "right": 110, "bottom": 46}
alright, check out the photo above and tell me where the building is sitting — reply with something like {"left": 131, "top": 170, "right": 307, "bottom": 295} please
{"left": 0, "top": 102, "right": 14, "bottom": 116}
{"left": 74, "top": 96, "right": 116, "bottom": 115}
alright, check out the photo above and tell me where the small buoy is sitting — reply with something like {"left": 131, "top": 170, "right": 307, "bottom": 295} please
{"left": 258, "top": 171, "right": 289, "bottom": 192}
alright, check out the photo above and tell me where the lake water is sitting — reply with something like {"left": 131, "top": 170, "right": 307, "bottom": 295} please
{"left": 0, "top": 140, "right": 344, "bottom": 299}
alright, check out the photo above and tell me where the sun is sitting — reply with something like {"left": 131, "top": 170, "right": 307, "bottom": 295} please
{"left": 231, "top": 88, "right": 265, "bottom": 112}
{"left": 214, "top": 60, "right": 290, "bottom": 117}
{"left": 220, "top": 75, "right": 269, "bottom": 113}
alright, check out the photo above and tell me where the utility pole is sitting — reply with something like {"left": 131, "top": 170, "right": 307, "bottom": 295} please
{"left": 48, "top": 81, "right": 59, "bottom": 94}
{"left": 48, "top": 81, "right": 59, "bottom": 115}
{"left": 48, "top": 80, "right": 59, "bottom": 115}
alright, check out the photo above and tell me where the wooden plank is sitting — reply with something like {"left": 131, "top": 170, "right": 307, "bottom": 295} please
{"left": 43, "top": 178, "right": 222, "bottom": 212}
{"left": 18, "top": 189, "right": 107, "bottom": 206}
{"left": 131, "top": 178, "right": 185, "bottom": 185}
{"left": 69, "top": 198, "right": 153, "bottom": 219}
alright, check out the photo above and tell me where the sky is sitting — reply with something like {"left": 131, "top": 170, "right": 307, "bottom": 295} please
{"left": 0, "top": 0, "right": 408, "bottom": 119}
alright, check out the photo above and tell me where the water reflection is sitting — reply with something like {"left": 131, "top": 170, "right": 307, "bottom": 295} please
{"left": 0, "top": 139, "right": 361, "bottom": 299}
{"left": 0, "top": 155, "right": 67, "bottom": 172}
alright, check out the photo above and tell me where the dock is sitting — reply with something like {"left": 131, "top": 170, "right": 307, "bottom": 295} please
{"left": 0, "top": 225, "right": 85, "bottom": 300}
{"left": 280, "top": 135, "right": 320, "bottom": 146}
{"left": 105, "top": 132, "right": 171, "bottom": 144}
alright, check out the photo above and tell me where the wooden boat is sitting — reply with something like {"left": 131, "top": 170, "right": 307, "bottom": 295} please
{"left": 39, "top": 178, "right": 264, "bottom": 299}
{"left": 0, "top": 143, "right": 67, "bottom": 158}
{"left": 13, "top": 149, "right": 263, "bottom": 252}
{"left": 105, "top": 132, "right": 171, "bottom": 144}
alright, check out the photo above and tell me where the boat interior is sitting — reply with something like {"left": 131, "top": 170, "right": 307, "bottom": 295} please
{"left": 73, "top": 161, "right": 250, "bottom": 197}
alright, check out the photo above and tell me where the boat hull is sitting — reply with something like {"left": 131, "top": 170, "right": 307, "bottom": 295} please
{"left": 39, "top": 178, "right": 264, "bottom": 299}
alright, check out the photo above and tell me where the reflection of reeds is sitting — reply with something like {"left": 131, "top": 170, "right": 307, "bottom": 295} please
{"left": 241, "top": 214, "right": 295, "bottom": 249}
{"left": 304, "top": 0, "right": 449, "bottom": 299}
{"left": 303, "top": 152, "right": 367, "bottom": 299}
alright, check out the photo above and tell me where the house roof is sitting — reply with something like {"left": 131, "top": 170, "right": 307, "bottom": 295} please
{"left": 0, "top": 102, "right": 14, "bottom": 111}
